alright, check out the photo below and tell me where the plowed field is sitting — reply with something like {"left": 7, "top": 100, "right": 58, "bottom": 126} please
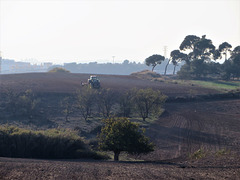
{"left": 0, "top": 73, "right": 240, "bottom": 179}
{"left": 0, "top": 72, "right": 220, "bottom": 97}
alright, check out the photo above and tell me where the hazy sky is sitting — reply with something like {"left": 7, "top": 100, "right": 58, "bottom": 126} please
{"left": 0, "top": 0, "right": 240, "bottom": 64}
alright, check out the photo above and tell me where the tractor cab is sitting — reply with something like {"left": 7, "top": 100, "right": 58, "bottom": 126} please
{"left": 88, "top": 75, "right": 101, "bottom": 89}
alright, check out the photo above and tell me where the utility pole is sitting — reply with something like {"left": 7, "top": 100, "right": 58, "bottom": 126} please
{"left": 163, "top": 46, "right": 168, "bottom": 58}
{"left": 112, "top": 56, "right": 115, "bottom": 64}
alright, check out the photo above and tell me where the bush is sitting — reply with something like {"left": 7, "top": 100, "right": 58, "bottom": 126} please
{"left": 48, "top": 67, "right": 70, "bottom": 73}
{"left": 0, "top": 126, "right": 105, "bottom": 159}
{"left": 189, "top": 149, "right": 206, "bottom": 159}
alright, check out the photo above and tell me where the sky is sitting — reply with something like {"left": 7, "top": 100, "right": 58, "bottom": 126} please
{"left": 0, "top": 0, "right": 240, "bottom": 64}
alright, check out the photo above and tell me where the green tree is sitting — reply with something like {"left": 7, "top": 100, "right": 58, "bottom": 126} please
{"left": 230, "top": 46, "right": 240, "bottom": 79}
{"left": 132, "top": 88, "right": 167, "bottom": 121}
{"left": 193, "top": 35, "right": 215, "bottom": 62}
{"left": 98, "top": 117, "right": 154, "bottom": 161}
{"left": 219, "top": 42, "right": 232, "bottom": 61}
{"left": 145, "top": 54, "right": 165, "bottom": 72}
{"left": 164, "top": 58, "right": 170, "bottom": 75}
{"left": 170, "top": 50, "right": 187, "bottom": 75}
{"left": 221, "top": 46, "right": 240, "bottom": 80}
{"left": 180, "top": 35, "right": 200, "bottom": 52}
{"left": 179, "top": 35, "right": 216, "bottom": 79}
{"left": 222, "top": 60, "right": 234, "bottom": 80}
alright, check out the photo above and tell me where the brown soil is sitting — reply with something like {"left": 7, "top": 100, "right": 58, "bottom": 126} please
{"left": 0, "top": 73, "right": 240, "bottom": 179}
{"left": 0, "top": 72, "right": 220, "bottom": 97}
{"left": 143, "top": 99, "right": 240, "bottom": 161}
{"left": 0, "top": 157, "right": 239, "bottom": 180}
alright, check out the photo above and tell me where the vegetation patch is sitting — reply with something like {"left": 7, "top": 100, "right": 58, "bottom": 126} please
{"left": 0, "top": 126, "right": 107, "bottom": 159}
{"left": 98, "top": 117, "right": 154, "bottom": 161}
{"left": 215, "top": 149, "right": 231, "bottom": 157}
{"left": 189, "top": 80, "right": 240, "bottom": 91}
{"left": 131, "top": 70, "right": 162, "bottom": 81}
{"left": 189, "top": 149, "right": 206, "bottom": 160}
{"left": 48, "top": 67, "right": 70, "bottom": 73}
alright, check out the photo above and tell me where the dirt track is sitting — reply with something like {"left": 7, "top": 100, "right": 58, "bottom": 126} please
{"left": 0, "top": 157, "right": 240, "bottom": 180}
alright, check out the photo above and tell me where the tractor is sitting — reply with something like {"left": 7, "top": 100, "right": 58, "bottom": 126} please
{"left": 87, "top": 75, "right": 101, "bottom": 89}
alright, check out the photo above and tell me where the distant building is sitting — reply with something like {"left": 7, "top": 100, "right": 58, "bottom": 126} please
{"left": 43, "top": 62, "right": 53, "bottom": 68}
{"left": 1, "top": 59, "right": 54, "bottom": 74}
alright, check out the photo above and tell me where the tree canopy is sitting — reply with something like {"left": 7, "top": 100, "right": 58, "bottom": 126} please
{"left": 145, "top": 54, "right": 165, "bottom": 72}
{"left": 132, "top": 88, "right": 167, "bottom": 121}
{"left": 219, "top": 42, "right": 232, "bottom": 60}
{"left": 177, "top": 35, "right": 240, "bottom": 80}
{"left": 179, "top": 35, "right": 200, "bottom": 51}
{"left": 170, "top": 50, "right": 188, "bottom": 74}
{"left": 98, "top": 117, "right": 154, "bottom": 161}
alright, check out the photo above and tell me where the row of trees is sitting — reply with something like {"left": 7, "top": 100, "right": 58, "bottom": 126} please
{"left": 63, "top": 87, "right": 167, "bottom": 122}
{"left": 0, "top": 87, "right": 167, "bottom": 124}
{"left": 0, "top": 88, "right": 159, "bottom": 161}
{"left": 145, "top": 35, "right": 240, "bottom": 80}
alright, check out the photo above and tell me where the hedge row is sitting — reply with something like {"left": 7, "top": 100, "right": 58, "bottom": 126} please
{"left": 0, "top": 126, "right": 106, "bottom": 159}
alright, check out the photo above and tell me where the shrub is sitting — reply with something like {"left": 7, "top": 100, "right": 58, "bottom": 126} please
{"left": 0, "top": 126, "right": 104, "bottom": 159}
{"left": 189, "top": 149, "right": 206, "bottom": 159}
{"left": 48, "top": 67, "right": 70, "bottom": 73}
{"left": 215, "top": 148, "right": 230, "bottom": 157}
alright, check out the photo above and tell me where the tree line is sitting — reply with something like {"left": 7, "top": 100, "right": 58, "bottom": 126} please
{"left": 0, "top": 88, "right": 166, "bottom": 161}
{"left": 0, "top": 87, "right": 167, "bottom": 123}
{"left": 62, "top": 87, "right": 167, "bottom": 122}
{"left": 145, "top": 35, "right": 240, "bottom": 80}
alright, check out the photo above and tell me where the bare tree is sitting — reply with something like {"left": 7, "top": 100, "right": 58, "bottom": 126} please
{"left": 76, "top": 87, "right": 97, "bottom": 121}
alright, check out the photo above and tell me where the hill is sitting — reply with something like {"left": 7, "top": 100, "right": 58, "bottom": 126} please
{"left": 0, "top": 72, "right": 220, "bottom": 97}
{"left": 0, "top": 72, "right": 240, "bottom": 179}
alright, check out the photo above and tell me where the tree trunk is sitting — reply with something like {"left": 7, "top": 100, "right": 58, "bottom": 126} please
{"left": 65, "top": 114, "right": 69, "bottom": 122}
{"left": 152, "top": 65, "right": 156, "bottom": 72}
{"left": 114, "top": 151, "right": 120, "bottom": 161}
{"left": 224, "top": 52, "right": 227, "bottom": 61}
{"left": 164, "top": 59, "right": 170, "bottom": 75}
{"left": 142, "top": 116, "right": 147, "bottom": 121}
{"left": 173, "top": 65, "right": 177, "bottom": 75}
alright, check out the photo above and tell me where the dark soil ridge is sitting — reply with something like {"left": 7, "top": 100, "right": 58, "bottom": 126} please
{"left": 166, "top": 91, "right": 240, "bottom": 103}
